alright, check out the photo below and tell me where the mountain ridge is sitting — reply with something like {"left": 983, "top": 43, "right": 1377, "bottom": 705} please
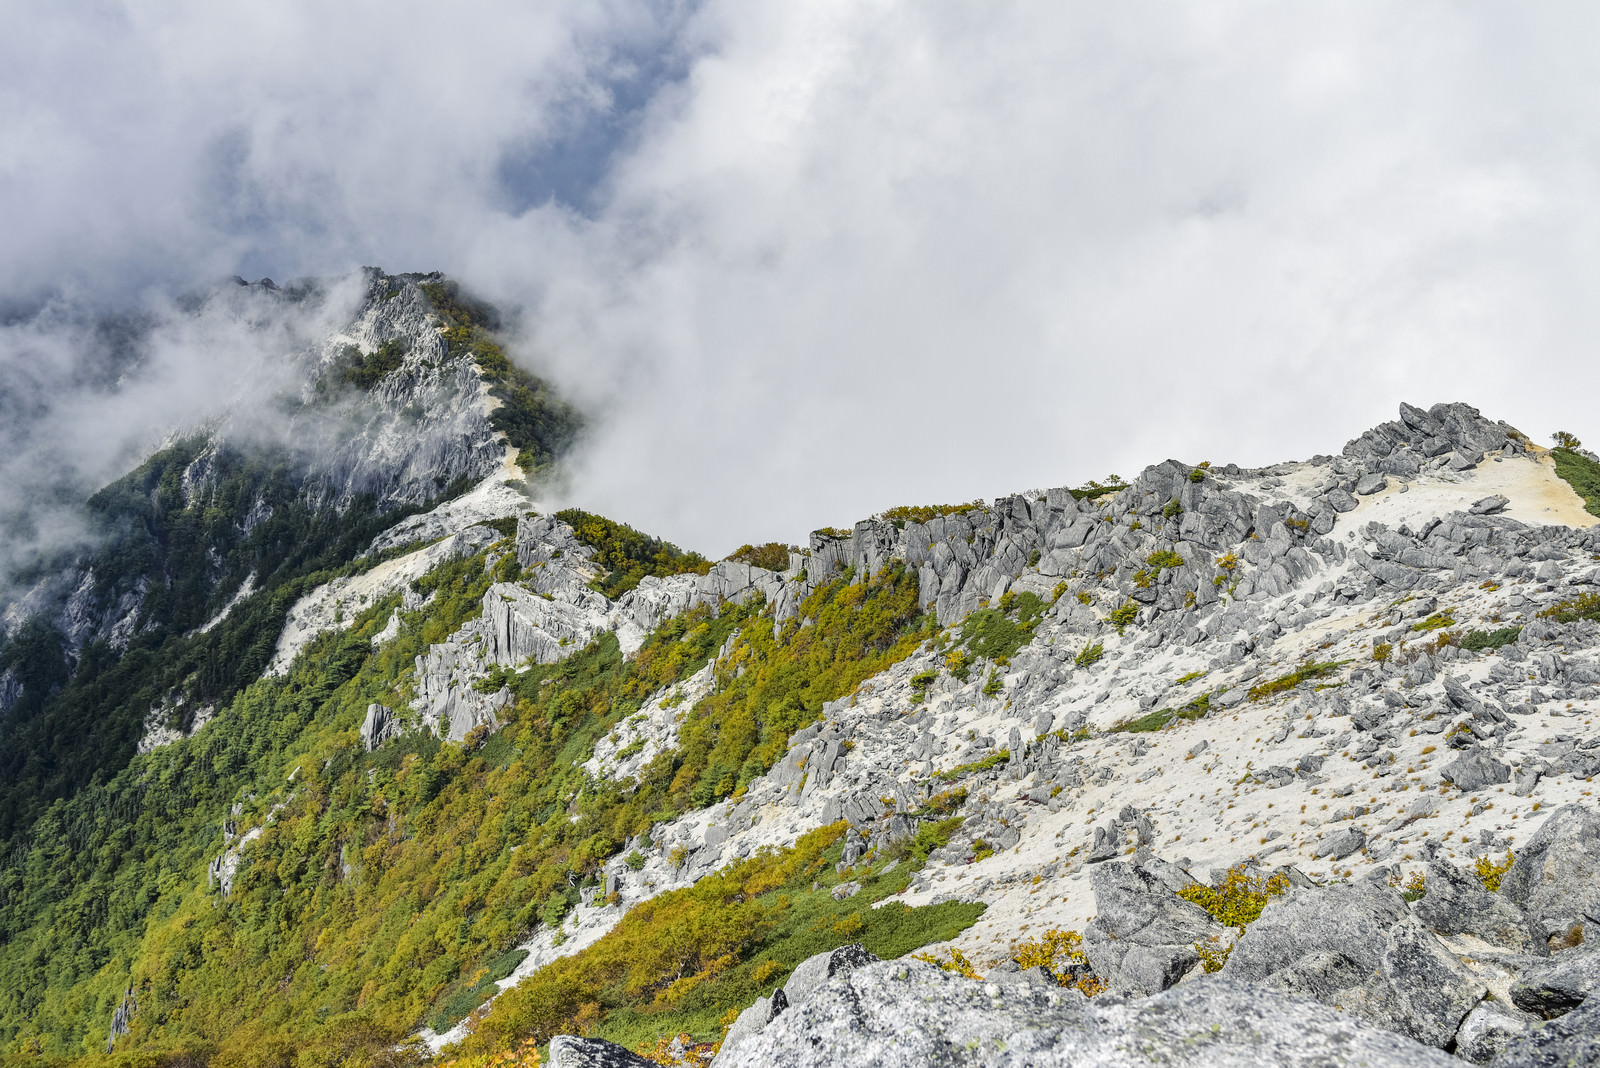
{"left": 3, "top": 276, "right": 1599, "bottom": 1065}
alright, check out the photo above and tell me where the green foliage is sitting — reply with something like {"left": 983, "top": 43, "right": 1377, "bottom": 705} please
{"left": 421, "top": 280, "right": 584, "bottom": 478}
{"left": 1134, "top": 549, "right": 1183, "bottom": 588}
{"left": 1188, "top": 467, "right": 1207, "bottom": 483}
{"left": 1074, "top": 642, "right": 1104, "bottom": 668}
{"left": 726, "top": 544, "right": 792, "bottom": 572}
{"left": 1553, "top": 430, "right": 1583, "bottom": 450}
{"left": 934, "top": 750, "right": 1010, "bottom": 782}
{"left": 1459, "top": 626, "right": 1522, "bottom": 652}
{"left": 1068, "top": 477, "right": 1127, "bottom": 501}
{"left": 1175, "top": 670, "right": 1206, "bottom": 685}
{"left": 981, "top": 670, "right": 1003, "bottom": 698}
{"left": 1009, "top": 928, "right": 1105, "bottom": 996}
{"left": 1161, "top": 498, "right": 1182, "bottom": 519}
{"left": 1475, "top": 851, "right": 1515, "bottom": 893}
{"left": 0, "top": 550, "right": 936, "bottom": 1061}
{"left": 1538, "top": 592, "right": 1600, "bottom": 624}
{"left": 555, "top": 509, "right": 711, "bottom": 599}
{"left": 943, "top": 649, "right": 971, "bottom": 683}
{"left": 957, "top": 592, "right": 1044, "bottom": 665}
{"left": 1112, "top": 708, "right": 1175, "bottom": 733}
{"left": 875, "top": 502, "right": 982, "bottom": 528}
{"left": 1247, "top": 660, "right": 1345, "bottom": 701}
{"left": 458, "top": 823, "right": 982, "bottom": 1054}
{"left": 0, "top": 437, "right": 455, "bottom": 843}
{"left": 1412, "top": 611, "right": 1456, "bottom": 633}
{"left": 1552, "top": 446, "right": 1600, "bottom": 518}
{"left": 1106, "top": 601, "right": 1139, "bottom": 633}
{"left": 1177, "top": 865, "right": 1291, "bottom": 930}
{"left": 329, "top": 339, "right": 409, "bottom": 391}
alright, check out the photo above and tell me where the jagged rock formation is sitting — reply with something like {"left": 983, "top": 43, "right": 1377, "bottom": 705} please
{"left": 390, "top": 401, "right": 1600, "bottom": 1056}
{"left": 17, "top": 383, "right": 1600, "bottom": 1063}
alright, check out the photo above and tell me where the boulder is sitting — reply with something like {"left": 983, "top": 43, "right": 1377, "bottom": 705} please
{"left": 784, "top": 944, "right": 880, "bottom": 1007}
{"left": 1356, "top": 473, "right": 1390, "bottom": 496}
{"left": 716, "top": 988, "right": 789, "bottom": 1064}
{"left": 1310, "top": 826, "right": 1366, "bottom": 860}
{"left": 360, "top": 703, "right": 398, "bottom": 752}
{"left": 1081, "top": 861, "right": 1224, "bottom": 996}
{"left": 1488, "top": 995, "right": 1600, "bottom": 1068}
{"left": 1471, "top": 495, "right": 1511, "bottom": 516}
{"left": 1454, "top": 1000, "right": 1535, "bottom": 1064}
{"left": 1498, "top": 804, "right": 1600, "bottom": 945}
{"left": 1222, "top": 879, "right": 1486, "bottom": 1047}
{"left": 1509, "top": 944, "right": 1600, "bottom": 1019}
{"left": 548, "top": 1035, "right": 663, "bottom": 1067}
{"left": 1442, "top": 751, "right": 1512, "bottom": 792}
{"left": 715, "top": 960, "right": 1459, "bottom": 1067}
{"left": 1412, "top": 860, "right": 1543, "bottom": 954}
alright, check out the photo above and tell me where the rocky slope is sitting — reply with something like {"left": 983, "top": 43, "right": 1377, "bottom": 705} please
{"left": 215, "top": 397, "right": 1600, "bottom": 1062}
{"left": 8, "top": 381, "right": 1600, "bottom": 1062}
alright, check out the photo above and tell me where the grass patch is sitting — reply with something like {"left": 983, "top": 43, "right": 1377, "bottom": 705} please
{"left": 1552, "top": 447, "right": 1600, "bottom": 518}
{"left": 1247, "top": 660, "right": 1346, "bottom": 701}
{"left": 459, "top": 821, "right": 984, "bottom": 1056}
{"left": 1412, "top": 611, "right": 1457, "bottom": 633}
{"left": 934, "top": 750, "right": 1011, "bottom": 781}
{"left": 1459, "top": 626, "right": 1522, "bottom": 652}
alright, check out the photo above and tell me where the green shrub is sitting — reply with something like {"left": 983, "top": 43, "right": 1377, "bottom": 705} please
{"left": 1459, "top": 626, "right": 1521, "bottom": 652}
{"left": 934, "top": 750, "right": 1011, "bottom": 782}
{"left": 1247, "top": 660, "right": 1345, "bottom": 700}
{"left": 958, "top": 593, "right": 1045, "bottom": 664}
{"left": 1068, "top": 477, "right": 1127, "bottom": 501}
{"left": 1112, "top": 708, "right": 1174, "bottom": 733}
{"left": 982, "top": 670, "right": 1004, "bottom": 698}
{"left": 556, "top": 508, "right": 712, "bottom": 598}
{"left": 727, "top": 543, "right": 793, "bottom": 571}
{"left": 1539, "top": 592, "right": 1600, "bottom": 624}
{"left": 1107, "top": 601, "right": 1139, "bottom": 632}
{"left": 876, "top": 502, "right": 982, "bottom": 527}
{"left": 1178, "top": 865, "right": 1291, "bottom": 930}
{"left": 1412, "top": 611, "right": 1456, "bottom": 633}
{"left": 1074, "top": 642, "right": 1104, "bottom": 668}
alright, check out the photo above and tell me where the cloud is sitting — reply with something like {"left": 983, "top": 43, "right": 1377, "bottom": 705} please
{"left": 5, "top": 1, "right": 1600, "bottom": 561}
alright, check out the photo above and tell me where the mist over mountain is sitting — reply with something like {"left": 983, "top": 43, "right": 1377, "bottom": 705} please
{"left": 7, "top": 5, "right": 1600, "bottom": 1068}
{"left": 8, "top": 4, "right": 1600, "bottom": 556}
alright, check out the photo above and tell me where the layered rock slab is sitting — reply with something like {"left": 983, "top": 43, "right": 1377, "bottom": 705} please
{"left": 713, "top": 960, "right": 1458, "bottom": 1067}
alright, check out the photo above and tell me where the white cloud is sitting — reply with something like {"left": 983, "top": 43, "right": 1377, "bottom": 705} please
{"left": 5, "top": 1, "right": 1600, "bottom": 559}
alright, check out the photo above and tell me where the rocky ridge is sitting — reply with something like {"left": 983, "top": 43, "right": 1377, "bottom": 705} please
{"left": 217, "top": 400, "right": 1600, "bottom": 1060}
{"left": 0, "top": 269, "right": 518, "bottom": 733}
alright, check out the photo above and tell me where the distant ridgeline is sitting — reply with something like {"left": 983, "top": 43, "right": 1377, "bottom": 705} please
{"left": 0, "top": 269, "right": 581, "bottom": 861}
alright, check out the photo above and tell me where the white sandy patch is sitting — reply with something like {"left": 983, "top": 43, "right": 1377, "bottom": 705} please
{"left": 1352, "top": 452, "right": 1597, "bottom": 530}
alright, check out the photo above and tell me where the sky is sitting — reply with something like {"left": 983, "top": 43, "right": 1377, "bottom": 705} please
{"left": 4, "top": 1, "right": 1600, "bottom": 559}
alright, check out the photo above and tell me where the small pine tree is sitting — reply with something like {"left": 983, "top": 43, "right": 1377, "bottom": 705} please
{"left": 1553, "top": 430, "right": 1583, "bottom": 449}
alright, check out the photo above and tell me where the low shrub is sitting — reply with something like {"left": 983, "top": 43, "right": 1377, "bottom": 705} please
{"left": 1178, "top": 865, "right": 1291, "bottom": 930}
{"left": 1459, "top": 626, "right": 1521, "bottom": 652}
{"left": 1247, "top": 660, "right": 1345, "bottom": 701}
{"left": 1474, "top": 851, "right": 1515, "bottom": 893}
